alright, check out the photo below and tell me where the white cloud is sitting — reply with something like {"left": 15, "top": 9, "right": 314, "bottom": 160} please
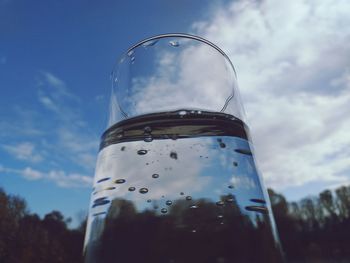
{"left": 190, "top": 0, "right": 350, "bottom": 193}
{"left": 0, "top": 165, "right": 93, "bottom": 188}
{"left": 3, "top": 142, "right": 43, "bottom": 163}
{"left": 22, "top": 167, "right": 43, "bottom": 180}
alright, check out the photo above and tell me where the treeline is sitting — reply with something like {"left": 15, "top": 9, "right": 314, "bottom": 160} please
{"left": 269, "top": 186, "right": 350, "bottom": 262}
{"left": 0, "top": 188, "right": 84, "bottom": 263}
{"left": 1, "top": 185, "right": 350, "bottom": 262}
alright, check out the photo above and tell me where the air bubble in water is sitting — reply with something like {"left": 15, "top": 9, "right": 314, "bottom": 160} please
{"left": 235, "top": 148, "right": 252, "bottom": 156}
{"left": 191, "top": 229, "right": 197, "bottom": 233}
{"left": 219, "top": 142, "right": 226, "bottom": 148}
{"left": 128, "top": 187, "right": 136, "bottom": 192}
{"left": 147, "top": 199, "right": 152, "bottom": 203}
{"left": 115, "top": 179, "right": 126, "bottom": 184}
{"left": 169, "top": 40, "right": 179, "bottom": 47}
{"left": 161, "top": 208, "right": 168, "bottom": 214}
{"left": 121, "top": 146, "right": 126, "bottom": 151}
{"left": 190, "top": 205, "right": 198, "bottom": 209}
{"left": 245, "top": 206, "right": 268, "bottom": 214}
{"left": 180, "top": 192, "right": 184, "bottom": 195}
{"left": 144, "top": 126, "right": 152, "bottom": 133}
{"left": 179, "top": 110, "right": 187, "bottom": 116}
{"left": 233, "top": 161, "right": 238, "bottom": 167}
{"left": 186, "top": 196, "right": 192, "bottom": 201}
{"left": 139, "top": 188, "right": 149, "bottom": 194}
{"left": 217, "top": 215, "right": 223, "bottom": 219}
{"left": 226, "top": 196, "right": 234, "bottom": 203}
{"left": 116, "top": 132, "right": 124, "bottom": 139}
{"left": 166, "top": 200, "right": 172, "bottom": 206}
{"left": 228, "top": 185, "right": 234, "bottom": 189}
{"left": 144, "top": 135, "right": 153, "bottom": 142}
{"left": 152, "top": 173, "right": 159, "bottom": 179}
{"left": 216, "top": 201, "right": 225, "bottom": 206}
{"left": 170, "top": 151, "right": 178, "bottom": 160}
{"left": 127, "top": 50, "right": 134, "bottom": 57}
{"left": 250, "top": 198, "right": 266, "bottom": 204}
{"left": 137, "top": 149, "right": 148, "bottom": 155}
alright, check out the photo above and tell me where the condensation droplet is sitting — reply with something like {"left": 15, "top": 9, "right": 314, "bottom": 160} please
{"left": 228, "top": 185, "right": 234, "bottom": 189}
{"left": 161, "top": 208, "right": 168, "bottom": 214}
{"left": 131, "top": 56, "right": 135, "bottom": 63}
{"left": 190, "top": 205, "right": 198, "bottom": 209}
{"left": 115, "top": 179, "right": 126, "bottom": 184}
{"left": 137, "top": 149, "right": 148, "bottom": 155}
{"left": 220, "top": 222, "right": 224, "bottom": 225}
{"left": 142, "top": 39, "right": 158, "bottom": 47}
{"left": 169, "top": 40, "right": 180, "bottom": 47}
{"left": 233, "top": 161, "right": 238, "bottom": 167}
{"left": 216, "top": 201, "right": 225, "bottom": 206}
{"left": 152, "top": 173, "right": 159, "bottom": 179}
{"left": 186, "top": 196, "right": 192, "bottom": 201}
{"left": 180, "top": 192, "right": 184, "bottom": 195}
{"left": 166, "top": 200, "right": 173, "bottom": 206}
{"left": 154, "top": 205, "right": 159, "bottom": 210}
{"left": 139, "top": 188, "right": 149, "bottom": 194}
{"left": 121, "top": 146, "right": 126, "bottom": 151}
{"left": 197, "top": 110, "right": 202, "bottom": 114}
{"left": 191, "top": 229, "right": 197, "bottom": 233}
{"left": 170, "top": 151, "right": 178, "bottom": 160}
{"left": 217, "top": 215, "right": 223, "bottom": 219}
{"left": 147, "top": 199, "right": 152, "bottom": 203}
{"left": 116, "top": 132, "right": 124, "bottom": 139}
{"left": 128, "top": 187, "right": 136, "bottom": 192}
{"left": 219, "top": 142, "right": 226, "bottom": 148}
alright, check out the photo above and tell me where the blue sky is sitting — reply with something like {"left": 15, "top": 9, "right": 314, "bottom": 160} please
{"left": 1, "top": 0, "right": 350, "bottom": 227}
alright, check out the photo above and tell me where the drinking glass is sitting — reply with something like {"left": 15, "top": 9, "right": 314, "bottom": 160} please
{"left": 83, "top": 33, "right": 284, "bottom": 263}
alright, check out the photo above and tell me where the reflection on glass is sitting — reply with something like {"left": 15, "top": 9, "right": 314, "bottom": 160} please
{"left": 84, "top": 34, "right": 284, "bottom": 263}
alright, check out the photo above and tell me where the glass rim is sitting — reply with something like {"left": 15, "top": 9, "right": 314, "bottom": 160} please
{"left": 112, "top": 33, "right": 237, "bottom": 78}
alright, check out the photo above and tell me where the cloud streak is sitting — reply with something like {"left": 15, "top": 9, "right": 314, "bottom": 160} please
{"left": 1, "top": 165, "right": 93, "bottom": 188}
{"left": 2, "top": 142, "right": 43, "bottom": 163}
